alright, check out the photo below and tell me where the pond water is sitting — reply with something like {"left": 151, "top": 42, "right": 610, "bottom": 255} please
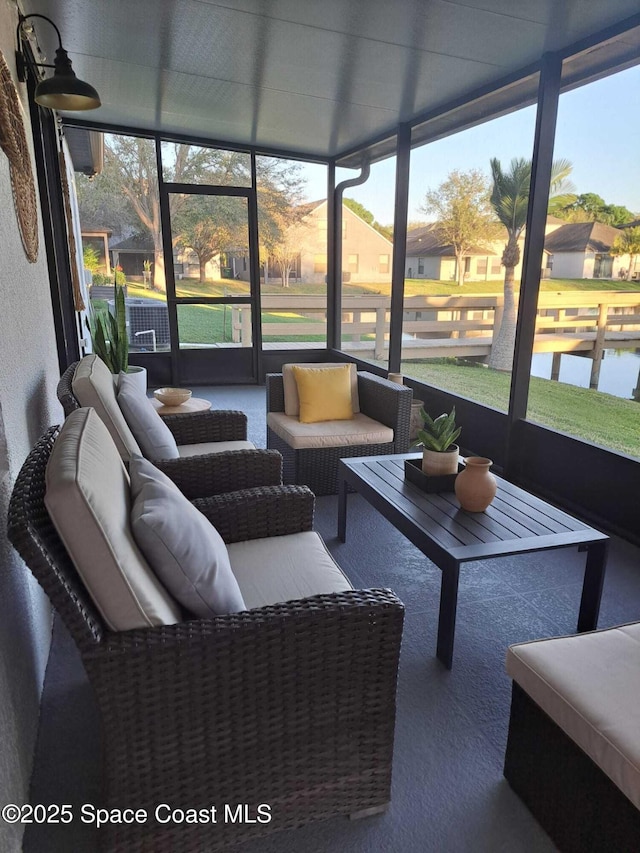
{"left": 530, "top": 349, "right": 640, "bottom": 400}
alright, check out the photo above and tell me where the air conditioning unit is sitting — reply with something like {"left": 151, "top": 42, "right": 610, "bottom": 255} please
{"left": 125, "top": 298, "right": 170, "bottom": 349}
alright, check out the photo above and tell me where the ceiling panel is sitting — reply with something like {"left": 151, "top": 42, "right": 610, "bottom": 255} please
{"left": 20, "top": 0, "right": 640, "bottom": 159}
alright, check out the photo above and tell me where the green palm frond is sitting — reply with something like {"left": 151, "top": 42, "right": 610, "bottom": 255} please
{"left": 490, "top": 156, "right": 574, "bottom": 239}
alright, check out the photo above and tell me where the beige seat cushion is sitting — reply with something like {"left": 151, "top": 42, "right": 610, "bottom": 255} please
{"left": 44, "top": 408, "right": 181, "bottom": 632}
{"left": 506, "top": 622, "right": 640, "bottom": 810}
{"left": 177, "top": 440, "right": 255, "bottom": 457}
{"left": 282, "top": 363, "right": 360, "bottom": 416}
{"left": 228, "top": 531, "right": 353, "bottom": 610}
{"left": 72, "top": 354, "right": 140, "bottom": 459}
{"left": 267, "top": 411, "right": 393, "bottom": 449}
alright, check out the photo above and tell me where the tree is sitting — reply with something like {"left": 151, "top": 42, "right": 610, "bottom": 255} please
{"left": 256, "top": 158, "right": 309, "bottom": 287}
{"left": 78, "top": 137, "right": 255, "bottom": 291}
{"left": 344, "top": 197, "right": 393, "bottom": 240}
{"left": 610, "top": 226, "right": 640, "bottom": 280}
{"left": 78, "top": 139, "right": 310, "bottom": 291}
{"left": 488, "top": 157, "right": 573, "bottom": 371}
{"left": 422, "top": 169, "right": 500, "bottom": 287}
{"left": 344, "top": 197, "right": 374, "bottom": 225}
{"left": 82, "top": 245, "right": 100, "bottom": 273}
{"left": 76, "top": 172, "right": 137, "bottom": 242}
{"left": 549, "top": 192, "right": 635, "bottom": 226}
{"left": 172, "top": 196, "right": 247, "bottom": 283}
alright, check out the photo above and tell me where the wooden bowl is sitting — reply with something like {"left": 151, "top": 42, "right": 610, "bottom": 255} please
{"left": 154, "top": 387, "right": 192, "bottom": 407}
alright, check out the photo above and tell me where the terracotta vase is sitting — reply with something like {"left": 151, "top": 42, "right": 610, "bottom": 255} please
{"left": 454, "top": 456, "right": 497, "bottom": 512}
{"left": 422, "top": 445, "right": 459, "bottom": 476}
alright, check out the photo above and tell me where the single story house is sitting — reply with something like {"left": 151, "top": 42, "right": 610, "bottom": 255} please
{"left": 544, "top": 221, "right": 631, "bottom": 279}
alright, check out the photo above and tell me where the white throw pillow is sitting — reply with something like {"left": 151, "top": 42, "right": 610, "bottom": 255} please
{"left": 129, "top": 456, "right": 246, "bottom": 617}
{"left": 117, "top": 372, "right": 180, "bottom": 460}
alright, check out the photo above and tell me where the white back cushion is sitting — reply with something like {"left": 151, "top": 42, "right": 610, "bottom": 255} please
{"left": 44, "top": 408, "right": 181, "bottom": 632}
{"left": 117, "top": 372, "right": 180, "bottom": 460}
{"left": 282, "top": 363, "right": 360, "bottom": 416}
{"left": 72, "top": 354, "right": 140, "bottom": 459}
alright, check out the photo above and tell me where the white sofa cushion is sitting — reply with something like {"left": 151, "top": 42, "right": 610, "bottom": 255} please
{"left": 117, "top": 371, "right": 180, "bottom": 460}
{"left": 178, "top": 440, "right": 255, "bottom": 456}
{"left": 506, "top": 622, "right": 640, "bottom": 810}
{"left": 130, "top": 456, "right": 245, "bottom": 617}
{"left": 228, "top": 531, "right": 353, "bottom": 610}
{"left": 267, "top": 411, "right": 393, "bottom": 450}
{"left": 282, "top": 362, "right": 360, "bottom": 416}
{"left": 44, "top": 408, "right": 181, "bottom": 632}
{"left": 72, "top": 354, "right": 140, "bottom": 460}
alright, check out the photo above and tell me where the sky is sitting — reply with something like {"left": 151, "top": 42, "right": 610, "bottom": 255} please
{"left": 301, "top": 64, "right": 640, "bottom": 226}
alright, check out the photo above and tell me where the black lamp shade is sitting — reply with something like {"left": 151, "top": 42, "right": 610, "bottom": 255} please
{"left": 33, "top": 47, "right": 101, "bottom": 111}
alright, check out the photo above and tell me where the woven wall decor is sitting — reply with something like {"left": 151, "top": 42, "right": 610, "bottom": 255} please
{"left": 0, "top": 49, "right": 39, "bottom": 263}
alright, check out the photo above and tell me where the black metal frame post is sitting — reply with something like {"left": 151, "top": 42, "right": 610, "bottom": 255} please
{"left": 249, "top": 150, "right": 263, "bottom": 381}
{"left": 326, "top": 161, "right": 338, "bottom": 350}
{"left": 388, "top": 124, "right": 411, "bottom": 373}
{"left": 27, "top": 79, "right": 80, "bottom": 371}
{"left": 156, "top": 139, "right": 180, "bottom": 384}
{"left": 505, "top": 53, "right": 562, "bottom": 473}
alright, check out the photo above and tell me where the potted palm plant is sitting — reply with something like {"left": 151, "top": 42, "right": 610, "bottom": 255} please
{"left": 416, "top": 406, "right": 461, "bottom": 475}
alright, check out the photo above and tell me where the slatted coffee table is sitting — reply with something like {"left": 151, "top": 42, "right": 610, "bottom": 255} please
{"left": 337, "top": 454, "right": 609, "bottom": 669}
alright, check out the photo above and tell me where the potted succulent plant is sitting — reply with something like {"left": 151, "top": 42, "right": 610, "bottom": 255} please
{"left": 416, "top": 406, "right": 461, "bottom": 475}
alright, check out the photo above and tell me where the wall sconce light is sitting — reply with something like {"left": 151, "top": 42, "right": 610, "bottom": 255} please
{"left": 16, "top": 14, "right": 101, "bottom": 111}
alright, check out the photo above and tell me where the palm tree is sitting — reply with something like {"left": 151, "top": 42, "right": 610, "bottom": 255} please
{"left": 610, "top": 226, "right": 640, "bottom": 281}
{"left": 488, "top": 157, "right": 573, "bottom": 371}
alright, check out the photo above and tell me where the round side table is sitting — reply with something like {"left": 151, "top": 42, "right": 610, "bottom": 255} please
{"left": 150, "top": 397, "right": 212, "bottom": 417}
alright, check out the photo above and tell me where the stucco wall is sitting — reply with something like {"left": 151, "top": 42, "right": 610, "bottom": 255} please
{"left": 549, "top": 252, "right": 587, "bottom": 279}
{"left": 0, "top": 7, "right": 62, "bottom": 850}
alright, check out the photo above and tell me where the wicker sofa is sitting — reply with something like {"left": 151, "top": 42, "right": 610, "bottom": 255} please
{"left": 8, "top": 414, "right": 404, "bottom": 853}
{"left": 504, "top": 624, "right": 640, "bottom": 852}
{"left": 267, "top": 366, "right": 412, "bottom": 495}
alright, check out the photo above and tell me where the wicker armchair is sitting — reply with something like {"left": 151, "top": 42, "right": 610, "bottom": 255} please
{"left": 8, "top": 426, "right": 404, "bottom": 853}
{"left": 58, "top": 358, "right": 251, "bottom": 451}
{"left": 267, "top": 368, "right": 412, "bottom": 495}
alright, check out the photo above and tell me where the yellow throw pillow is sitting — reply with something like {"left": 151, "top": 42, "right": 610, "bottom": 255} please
{"left": 292, "top": 365, "right": 354, "bottom": 424}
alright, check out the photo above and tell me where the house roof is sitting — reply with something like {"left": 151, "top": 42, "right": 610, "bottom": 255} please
{"left": 405, "top": 223, "right": 501, "bottom": 258}
{"left": 110, "top": 233, "right": 155, "bottom": 252}
{"left": 28, "top": 0, "right": 640, "bottom": 164}
{"left": 543, "top": 221, "right": 622, "bottom": 253}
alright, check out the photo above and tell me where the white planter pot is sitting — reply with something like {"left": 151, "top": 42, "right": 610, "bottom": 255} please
{"left": 422, "top": 445, "right": 460, "bottom": 476}
{"left": 112, "top": 366, "right": 147, "bottom": 394}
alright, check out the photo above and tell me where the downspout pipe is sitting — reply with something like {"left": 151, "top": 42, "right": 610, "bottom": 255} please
{"left": 328, "top": 160, "right": 371, "bottom": 350}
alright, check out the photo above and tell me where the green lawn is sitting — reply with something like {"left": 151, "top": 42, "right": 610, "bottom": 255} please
{"left": 398, "top": 359, "right": 640, "bottom": 459}
{"left": 128, "top": 275, "right": 640, "bottom": 302}
{"left": 402, "top": 277, "right": 640, "bottom": 296}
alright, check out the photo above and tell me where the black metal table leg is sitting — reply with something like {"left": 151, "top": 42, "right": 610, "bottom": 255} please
{"left": 577, "top": 539, "right": 608, "bottom": 632}
{"left": 436, "top": 563, "right": 460, "bottom": 670}
{"left": 338, "top": 473, "right": 348, "bottom": 542}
